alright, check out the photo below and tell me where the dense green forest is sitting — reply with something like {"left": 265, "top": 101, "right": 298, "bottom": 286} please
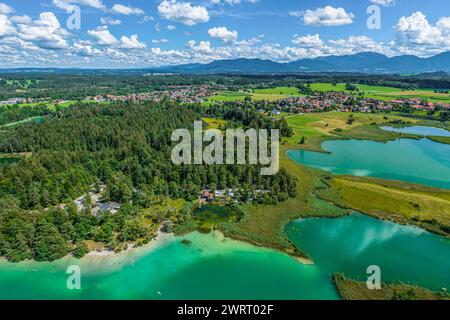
{"left": 0, "top": 102, "right": 297, "bottom": 262}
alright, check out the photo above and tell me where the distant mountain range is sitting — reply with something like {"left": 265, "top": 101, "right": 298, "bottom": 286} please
{"left": 1, "top": 52, "right": 450, "bottom": 75}
{"left": 156, "top": 52, "right": 450, "bottom": 75}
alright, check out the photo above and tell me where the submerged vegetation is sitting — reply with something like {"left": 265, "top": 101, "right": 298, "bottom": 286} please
{"left": 333, "top": 274, "right": 449, "bottom": 300}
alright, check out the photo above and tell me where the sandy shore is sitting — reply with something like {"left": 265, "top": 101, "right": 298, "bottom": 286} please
{"left": 85, "top": 230, "right": 173, "bottom": 258}
{"left": 293, "top": 256, "right": 314, "bottom": 265}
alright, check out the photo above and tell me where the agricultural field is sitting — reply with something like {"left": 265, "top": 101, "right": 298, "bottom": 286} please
{"left": 309, "top": 82, "right": 450, "bottom": 103}
{"left": 205, "top": 86, "right": 303, "bottom": 103}
{"left": 204, "top": 91, "right": 250, "bottom": 104}
{"left": 206, "top": 83, "right": 450, "bottom": 104}
{"left": 250, "top": 86, "right": 303, "bottom": 101}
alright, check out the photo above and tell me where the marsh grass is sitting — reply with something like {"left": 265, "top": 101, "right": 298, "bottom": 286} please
{"left": 333, "top": 274, "right": 449, "bottom": 300}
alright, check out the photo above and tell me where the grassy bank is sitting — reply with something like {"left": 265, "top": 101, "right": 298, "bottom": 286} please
{"left": 429, "top": 136, "right": 450, "bottom": 144}
{"left": 333, "top": 274, "right": 449, "bottom": 300}
{"left": 285, "top": 112, "right": 420, "bottom": 145}
{"left": 320, "top": 176, "right": 450, "bottom": 236}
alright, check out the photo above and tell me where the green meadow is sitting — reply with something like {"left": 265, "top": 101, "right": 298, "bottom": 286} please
{"left": 309, "top": 82, "right": 450, "bottom": 103}
{"left": 204, "top": 91, "right": 250, "bottom": 104}
{"left": 250, "top": 86, "right": 303, "bottom": 101}
{"left": 206, "top": 83, "right": 450, "bottom": 103}
{"left": 205, "top": 86, "right": 303, "bottom": 103}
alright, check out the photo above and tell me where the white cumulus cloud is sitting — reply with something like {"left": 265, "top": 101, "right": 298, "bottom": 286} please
{"left": 87, "top": 26, "right": 119, "bottom": 46}
{"left": 0, "top": 2, "right": 14, "bottom": 14}
{"left": 187, "top": 40, "right": 213, "bottom": 54}
{"left": 370, "top": 0, "right": 395, "bottom": 7}
{"left": 120, "top": 34, "right": 146, "bottom": 49}
{"left": 73, "top": 40, "right": 101, "bottom": 56}
{"left": 210, "top": 0, "right": 259, "bottom": 5}
{"left": 52, "top": 0, "right": 105, "bottom": 10}
{"left": 292, "top": 34, "right": 324, "bottom": 48}
{"left": 394, "top": 11, "right": 450, "bottom": 56}
{"left": 0, "top": 14, "right": 16, "bottom": 37}
{"left": 158, "top": 0, "right": 209, "bottom": 26}
{"left": 16, "top": 12, "right": 69, "bottom": 49}
{"left": 112, "top": 4, "right": 144, "bottom": 15}
{"left": 10, "top": 15, "right": 32, "bottom": 24}
{"left": 100, "top": 17, "right": 122, "bottom": 25}
{"left": 208, "top": 26, "right": 238, "bottom": 43}
{"left": 329, "top": 35, "right": 387, "bottom": 56}
{"left": 301, "top": 6, "right": 354, "bottom": 27}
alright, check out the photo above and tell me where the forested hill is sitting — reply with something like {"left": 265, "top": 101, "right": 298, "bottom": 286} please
{"left": 0, "top": 102, "right": 297, "bottom": 262}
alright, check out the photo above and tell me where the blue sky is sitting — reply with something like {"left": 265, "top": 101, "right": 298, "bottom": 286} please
{"left": 0, "top": 0, "right": 449, "bottom": 67}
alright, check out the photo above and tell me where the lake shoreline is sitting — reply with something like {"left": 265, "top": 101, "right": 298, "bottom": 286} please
{"left": 0, "top": 229, "right": 175, "bottom": 268}
{"left": 84, "top": 229, "right": 172, "bottom": 258}
{"left": 0, "top": 228, "right": 316, "bottom": 270}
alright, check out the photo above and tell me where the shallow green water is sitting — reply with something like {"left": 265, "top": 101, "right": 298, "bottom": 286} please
{"left": 287, "top": 138, "right": 450, "bottom": 189}
{"left": 0, "top": 232, "right": 338, "bottom": 300}
{"left": 381, "top": 125, "right": 450, "bottom": 137}
{"left": 286, "top": 214, "right": 450, "bottom": 291}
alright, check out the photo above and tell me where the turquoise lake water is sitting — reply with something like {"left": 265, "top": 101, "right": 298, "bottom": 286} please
{"left": 0, "top": 232, "right": 339, "bottom": 300}
{"left": 381, "top": 125, "right": 450, "bottom": 137}
{"left": 287, "top": 138, "right": 450, "bottom": 189}
{"left": 286, "top": 214, "right": 450, "bottom": 291}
